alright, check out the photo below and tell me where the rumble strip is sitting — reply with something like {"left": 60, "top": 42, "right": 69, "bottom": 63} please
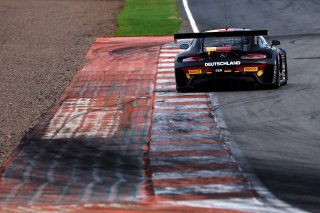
{"left": 149, "top": 43, "right": 268, "bottom": 212}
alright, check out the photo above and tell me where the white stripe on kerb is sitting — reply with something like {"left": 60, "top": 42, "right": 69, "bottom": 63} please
{"left": 159, "top": 53, "right": 177, "bottom": 57}
{"left": 152, "top": 112, "right": 212, "bottom": 119}
{"left": 154, "top": 104, "right": 209, "bottom": 109}
{"left": 159, "top": 58, "right": 174, "bottom": 62}
{"left": 155, "top": 92, "right": 206, "bottom": 97}
{"left": 155, "top": 184, "right": 247, "bottom": 195}
{"left": 162, "top": 44, "right": 178, "bottom": 48}
{"left": 158, "top": 63, "right": 174, "bottom": 68}
{"left": 158, "top": 68, "right": 174, "bottom": 72}
{"left": 155, "top": 98, "right": 208, "bottom": 102}
{"left": 156, "top": 79, "right": 176, "bottom": 83}
{"left": 160, "top": 49, "right": 182, "bottom": 53}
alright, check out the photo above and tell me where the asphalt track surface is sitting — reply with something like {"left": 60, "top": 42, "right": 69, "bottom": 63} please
{"left": 178, "top": 0, "right": 320, "bottom": 212}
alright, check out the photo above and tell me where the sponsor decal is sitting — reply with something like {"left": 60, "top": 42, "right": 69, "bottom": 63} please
{"left": 220, "top": 53, "right": 226, "bottom": 58}
{"left": 205, "top": 61, "right": 241, "bottom": 67}
{"left": 188, "top": 69, "right": 202, "bottom": 74}
{"left": 244, "top": 67, "right": 258, "bottom": 72}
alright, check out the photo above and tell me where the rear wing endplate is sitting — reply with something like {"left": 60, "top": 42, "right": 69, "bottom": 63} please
{"left": 174, "top": 30, "right": 269, "bottom": 43}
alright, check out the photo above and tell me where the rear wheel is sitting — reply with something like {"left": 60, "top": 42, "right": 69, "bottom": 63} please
{"left": 272, "top": 58, "right": 281, "bottom": 89}
{"left": 175, "top": 69, "right": 190, "bottom": 92}
{"left": 282, "top": 55, "right": 288, "bottom": 85}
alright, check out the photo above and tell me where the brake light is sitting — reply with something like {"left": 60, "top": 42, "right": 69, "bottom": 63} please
{"left": 241, "top": 54, "right": 267, "bottom": 59}
{"left": 182, "top": 56, "right": 205, "bottom": 62}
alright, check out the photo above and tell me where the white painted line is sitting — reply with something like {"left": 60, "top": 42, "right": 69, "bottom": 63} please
{"left": 182, "top": 0, "right": 199, "bottom": 33}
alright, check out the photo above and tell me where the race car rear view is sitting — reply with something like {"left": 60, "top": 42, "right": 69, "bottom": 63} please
{"left": 174, "top": 29, "right": 288, "bottom": 92}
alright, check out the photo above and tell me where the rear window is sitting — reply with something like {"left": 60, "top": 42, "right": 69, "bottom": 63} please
{"left": 203, "top": 36, "right": 256, "bottom": 51}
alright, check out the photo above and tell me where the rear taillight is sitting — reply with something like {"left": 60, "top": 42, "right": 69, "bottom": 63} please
{"left": 241, "top": 54, "right": 267, "bottom": 59}
{"left": 182, "top": 56, "right": 205, "bottom": 62}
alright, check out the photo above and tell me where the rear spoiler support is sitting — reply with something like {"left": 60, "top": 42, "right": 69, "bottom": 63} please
{"left": 174, "top": 30, "right": 269, "bottom": 43}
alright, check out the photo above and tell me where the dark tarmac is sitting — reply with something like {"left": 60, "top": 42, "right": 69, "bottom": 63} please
{"left": 178, "top": 0, "right": 320, "bottom": 212}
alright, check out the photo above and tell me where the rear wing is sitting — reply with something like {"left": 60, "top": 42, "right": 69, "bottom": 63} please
{"left": 174, "top": 30, "right": 269, "bottom": 43}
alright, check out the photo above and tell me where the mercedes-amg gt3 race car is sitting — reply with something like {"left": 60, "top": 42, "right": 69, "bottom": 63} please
{"left": 174, "top": 29, "right": 288, "bottom": 92}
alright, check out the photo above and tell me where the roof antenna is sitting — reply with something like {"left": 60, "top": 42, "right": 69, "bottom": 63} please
{"left": 224, "top": 0, "right": 228, "bottom": 30}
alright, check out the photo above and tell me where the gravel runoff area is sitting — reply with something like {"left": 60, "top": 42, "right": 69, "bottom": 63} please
{"left": 0, "top": 0, "right": 123, "bottom": 164}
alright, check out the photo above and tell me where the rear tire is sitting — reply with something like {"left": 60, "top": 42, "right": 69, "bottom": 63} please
{"left": 175, "top": 69, "right": 190, "bottom": 92}
{"left": 283, "top": 56, "right": 288, "bottom": 85}
{"left": 272, "top": 58, "right": 281, "bottom": 89}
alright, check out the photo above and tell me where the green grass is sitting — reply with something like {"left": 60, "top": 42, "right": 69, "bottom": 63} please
{"left": 114, "top": 0, "right": 180, "bottom": 36}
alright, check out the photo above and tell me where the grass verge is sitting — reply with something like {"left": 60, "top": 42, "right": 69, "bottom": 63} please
{"left": 114, "top": 0, "right": 180, "bottom": 36}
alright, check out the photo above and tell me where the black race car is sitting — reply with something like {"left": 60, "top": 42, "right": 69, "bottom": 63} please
{"left": 174, "top": 28, "right": 288, "bottom": 92}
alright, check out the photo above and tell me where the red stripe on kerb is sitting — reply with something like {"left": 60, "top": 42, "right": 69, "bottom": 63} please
{"left": 156, "top": 71, "right": 173, "bottom": 75}
{"left": 159, "top": 54, "right": 177, "bottom": 56}
{"left": 156, "top": 77, "right": 175, "bottom": 80}
{"left": 152, "top": 162, "right": 238, "bottom": 173}
{"left": 150, "top": 149, "right": 231, "bottom": 158}
{"left": 153, "top": 176, "right": 246, "bottom": 188}
{"left": 159, "top": 190, "right": 258, "bottom": 201}
{"left": 158, "top": 66, "right": 174, "bottom": 68}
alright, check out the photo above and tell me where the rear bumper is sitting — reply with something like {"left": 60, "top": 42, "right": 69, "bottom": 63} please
{"left": 175, "top": 63, "right": 276, "bottom": 89}
{"left": 187, "top": 73, "right": 261, "bottom": 88}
